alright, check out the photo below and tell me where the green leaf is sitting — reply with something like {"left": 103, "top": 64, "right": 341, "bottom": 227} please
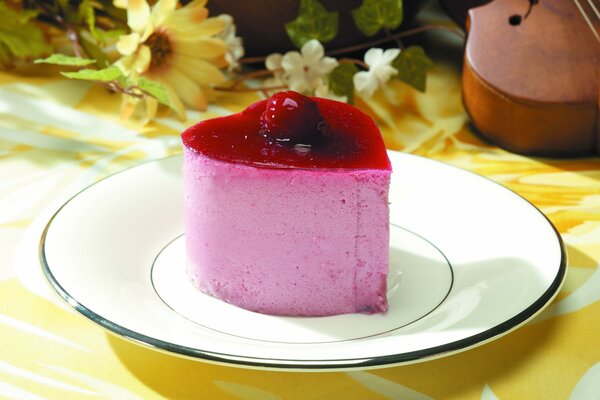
{"left": 34, "top": 54, "right": 96, "bottom": 66}
{"left": 328, "top": 63, "right": 359, "bottom": 104}
{"left": 61, "top": 66, "right": 124, "bottom": 81}
{"left": 137, "top": 77, "right": 178, "bottom": 113}
{"left": 392, "top": 46, "right": 434, "bottom": 92}
{"left": 79, "top": 0, "right": 123, "bottom": 44}
{"left": 79, "top": 0, "right": 97, "bottom": 37}
{"left": 352, "top": 0, "right": 403, "bottom": 37}
{"left": 285, "top": 0, "right": 338, "bottom": 48}
{"left": 0, "top": 2, "right": 52, "bottom": 61}
{"left": 17, "top": 9, "right": 39, "bottom": 24}
{"left": 79, "top": 36, "right": 109, "bottom": 67}
{"left": 0, "top": 43, "right": 11, "bottom": 66}
{"left": 99, "top": 2, "right": 128, "bottom": 29}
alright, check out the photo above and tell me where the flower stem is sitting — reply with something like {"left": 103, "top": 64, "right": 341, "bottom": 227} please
{"left": 230, "top": 69, "right": 277, "bottom": 88}
{"left": 239, "top": 56, "right": 269, "bottom": 65}
{"left": 66, "top": 26, "right": 84, "bottom": 58}
{"left": 101, "top": 81, "right": 144, "bottom": 98}
{"left": 339, "top": 58, "right": 368, "bottom": 69}
{"left": 384, "top": 27, "right": 403, "bottom": 49}
{"left": 326, "top": 24, "right": 464, "bottom": 56}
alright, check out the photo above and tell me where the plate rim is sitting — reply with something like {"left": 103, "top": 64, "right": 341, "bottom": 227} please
{"left": 39, "top": 151, "right": 567, "bottom": 371}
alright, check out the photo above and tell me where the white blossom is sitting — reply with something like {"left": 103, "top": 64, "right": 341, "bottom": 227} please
{"left": 265, "top": 53, "right": 283, "bottom": 79}
{"left": 353, "top": 48, "right": 400, "bottom": 98}
{"left": 217, "top": 14, "right": 244, "bottom": 71}
{"left": 263, "top": 53, "right": 286, "bottom": 94}
{"left": 280, "top": 39, "right": 338, "bottom": 93}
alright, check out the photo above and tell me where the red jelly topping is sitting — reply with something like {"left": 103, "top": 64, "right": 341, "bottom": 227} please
{"left": 260, "top": 91, "right": 331, "bottom": 144}
{"left": 181, "top": 92, "right": 391, "bottom": 170}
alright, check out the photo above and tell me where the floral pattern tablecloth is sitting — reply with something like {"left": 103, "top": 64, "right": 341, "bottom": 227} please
{"left": 1, "top": 63, "right": 599, "bottom": 399}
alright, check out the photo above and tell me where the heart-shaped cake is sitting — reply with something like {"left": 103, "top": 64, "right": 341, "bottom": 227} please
{"left": 181, "top": 91, "right": 391, "bottom": 316}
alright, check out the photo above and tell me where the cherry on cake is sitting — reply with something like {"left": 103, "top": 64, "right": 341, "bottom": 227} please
{"left": 181, "top": 91, "right": 391, "bottom": 316}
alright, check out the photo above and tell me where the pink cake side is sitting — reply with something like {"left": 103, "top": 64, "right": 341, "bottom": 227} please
{"left": 183, "top": 146, "right": 391, "bottom": 316}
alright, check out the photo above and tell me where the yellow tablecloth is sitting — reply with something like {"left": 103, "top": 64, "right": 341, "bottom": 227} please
{"left": 1, "top": 59, "right": 599, "bottom": 399}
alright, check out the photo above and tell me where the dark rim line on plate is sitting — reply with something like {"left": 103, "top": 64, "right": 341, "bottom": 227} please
{"left": 148, "top": 225, "right": 455, "bottom": 345}
{"left": 38, "top": 153, "right": 567, "bottom": 370}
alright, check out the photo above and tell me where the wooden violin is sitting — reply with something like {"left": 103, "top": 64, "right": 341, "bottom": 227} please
{"left": 441, "top": 0, "right": 600, "bottom": 157}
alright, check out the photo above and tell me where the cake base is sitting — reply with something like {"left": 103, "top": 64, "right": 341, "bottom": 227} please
{"left": 184, "top": 147, "right": 390, "bottom": 316}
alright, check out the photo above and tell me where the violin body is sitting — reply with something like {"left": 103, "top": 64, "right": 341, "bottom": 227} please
{"left": 443, "top": 0, "right": 600, "bottom": 156}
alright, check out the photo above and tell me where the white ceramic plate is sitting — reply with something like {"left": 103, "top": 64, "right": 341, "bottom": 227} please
{"left": 40, "top": 151, "right": 565, "bottom": 370}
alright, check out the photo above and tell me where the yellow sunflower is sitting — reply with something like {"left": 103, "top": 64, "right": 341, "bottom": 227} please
{"left": 114, "top": 0, "right": 227, "bottom": 119}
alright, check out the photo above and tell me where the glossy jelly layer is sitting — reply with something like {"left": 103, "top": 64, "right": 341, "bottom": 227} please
{"left": 182, "top": 97, "right": 391, "bottom": 170}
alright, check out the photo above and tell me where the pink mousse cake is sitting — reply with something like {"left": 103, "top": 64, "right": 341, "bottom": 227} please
{"left": 181, "top": 91, "right": 391, "bottom": 316}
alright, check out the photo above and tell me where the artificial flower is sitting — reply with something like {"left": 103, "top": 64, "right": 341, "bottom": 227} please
{"left": 265, "top": 53, "right": 283, "bottom": 78}
{"left": 216, "top": 14, "right": 244, "bottom": 71}
{"left": 113, "top": 0, "right": 151, "bottom": 36}
{"left": 353, "top": 48, "right": 400, "bottom": 98}
{"left": 262, "top": 53, "right": 286, "bottom": 94}
{"left": 114, "top": 0, "right": 227, "bottom": 118}
{"left": 280, "top": 39, "right": 338, "bottom": 94}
